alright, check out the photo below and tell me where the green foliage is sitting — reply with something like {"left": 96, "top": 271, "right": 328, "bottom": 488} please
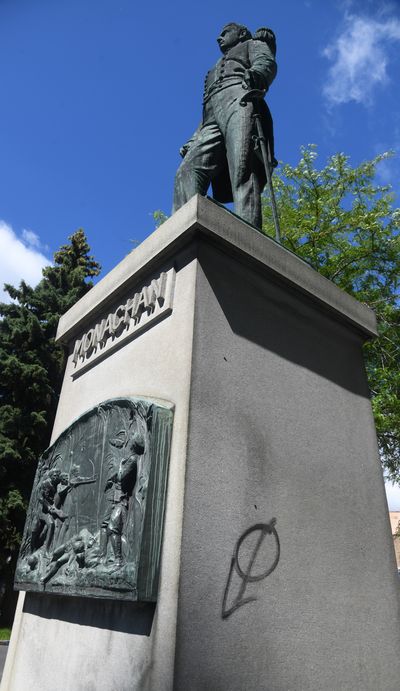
{"left": 262, "top": 146, "right": 400, "bottom": 480}
{"left": 0, "top": 230, "right": 100, "bottom": 623}
{"left": 153, "top": 210, "right": 169, "bottom": 228}
{"left": 0, "top": 628, "right": 11, "bottom": 640}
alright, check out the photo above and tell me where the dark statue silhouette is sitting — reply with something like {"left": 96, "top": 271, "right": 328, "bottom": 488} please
{"left": 173, "top": 22, "right": 278, "bottom": 231}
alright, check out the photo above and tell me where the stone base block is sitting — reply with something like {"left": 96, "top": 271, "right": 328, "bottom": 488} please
{"left": 3, "top": 196, "right": 399, "bottom": 691}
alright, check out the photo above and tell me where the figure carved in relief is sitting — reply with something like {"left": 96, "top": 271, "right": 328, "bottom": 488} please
{"left": 40, "top": 535, "right": 86, "bottom": 585}
{"left": 100, "top": 431, "right": 145, "bottom": 567}
{"left": 53, "top": 465, "right": 97, "bottom": 543}
{"left": 30, "top": 461, "right": 96, "bottom": 554}
{"left": 30, "top": 465, "right": 65, "bottom": 554}
{"left": 40, "top": 529, "right": 97, "bottom": 585}
{"left": 15, "top": 398, "right": 173, "bottom": 601}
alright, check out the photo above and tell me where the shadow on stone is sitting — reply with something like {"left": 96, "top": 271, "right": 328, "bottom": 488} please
{"left": 23, "top": 592, "right": 155, "bottom": 636}
{"left": 198, "top": 242, "right": 370, "bottom": 398}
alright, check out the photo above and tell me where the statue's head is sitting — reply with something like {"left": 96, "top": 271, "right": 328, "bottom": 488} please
{"left": 49, "top": 467, "right": 61, "bottom": 483}
{"left": 79, "top": 528, "right": 95, "bottom": 549}
{"left": 72, "top": 537, "right": 85, "bottom": 554}
{"left": 110, "top": 429, "right": 126, "bottom": 448}
{"left": 27, "top": 554, "right": 38, "bottom": 570}
{"left": 217, "top": 23, "right": 251, "bottom": 54}
{"left": 130, "top": 432, "right": 145, "bottom": 456}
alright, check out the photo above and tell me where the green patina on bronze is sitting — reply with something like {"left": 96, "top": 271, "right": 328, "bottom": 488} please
{"left": 173, "top": 22, "right": 278, "bottom": 230}
{"left": 14, "top": 398, "right": 174, "bottom": 602}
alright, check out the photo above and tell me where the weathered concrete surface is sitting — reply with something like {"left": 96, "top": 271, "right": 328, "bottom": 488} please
{"left": 173, "top": 241, "right": 400, "bottom": 690}
{"left": 3, "top": 197, "right": 398, "bottom": 691}
{"left": 2, "top": 247, "right": 199, "bottom": 691}
{"left": 0, "top": 645, "right": 8, "bottom": 685}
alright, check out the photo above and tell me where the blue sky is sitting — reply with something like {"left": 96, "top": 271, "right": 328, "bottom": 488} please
{"left": 1, "top": 1, "right": 400, "bottom": 505}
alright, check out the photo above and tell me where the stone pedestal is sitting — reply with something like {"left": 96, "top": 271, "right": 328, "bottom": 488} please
{"left": 3, "top": 196, "right": 400, "bottom": 690}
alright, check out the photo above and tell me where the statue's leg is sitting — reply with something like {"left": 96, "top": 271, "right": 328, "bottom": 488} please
{"left": 31, "top": 518, "right": 42, "bottom": 552}
{"left": 224, "top": 102, "right": 262, "bottom": 228}
{"left": 173, "top": 122, "right": 224, "bottom": 213}
{"left": 99, "top": 500, "right": 113, "bottom": 560}
{"left": 108, "top": 504, "right": 124, "bottom": 565}
{"left": 99, "top": 527, "right": 108, "bottom": 560}
{"left": 58, "top": 516, "right": 70, "bottom": 544}
{"left": 41, "top": 552, "right": 69, "bottom": 585}
{"left": 44, "top": 515, "right": 55, "bottom": 555}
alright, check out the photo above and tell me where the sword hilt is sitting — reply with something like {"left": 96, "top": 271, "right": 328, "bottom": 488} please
{"left": 239, "top": 88, "right": 266, "bottom": 107}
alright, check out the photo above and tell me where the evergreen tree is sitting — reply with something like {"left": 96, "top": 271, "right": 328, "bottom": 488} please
{"left": 262, "top": 146, "right": 400, "bottom": 480}
{"left": 0, "top": 229, "right": 100, "bottom": 625}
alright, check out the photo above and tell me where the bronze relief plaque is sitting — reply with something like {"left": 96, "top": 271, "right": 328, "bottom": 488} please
{"left": 15, "top": 398, "right": 173, "bottom": 601}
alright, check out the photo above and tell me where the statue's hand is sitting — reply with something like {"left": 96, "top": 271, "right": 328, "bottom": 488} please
{"left": 242, "top": 69, "right": 265, "bottom": 91}
{"left": 180, "top": 144, "right": 190, "bottom": 158}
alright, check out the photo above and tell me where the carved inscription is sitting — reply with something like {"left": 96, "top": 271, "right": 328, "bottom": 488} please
{"left": 72, "top": 269, "right": 175, "bottom": 372}
{"left": 15, "top": 398, "right": 174, "bottom": 602}
{"left": 222, "top": 519, "right": 280, "bottom": 619}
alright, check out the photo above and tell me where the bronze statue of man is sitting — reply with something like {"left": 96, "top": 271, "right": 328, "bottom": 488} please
{"left": 173, "top": 23, "right": 277, "bottom": 229}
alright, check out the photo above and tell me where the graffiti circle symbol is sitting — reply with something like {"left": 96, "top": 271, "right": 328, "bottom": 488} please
{"left": 234, "top": 522, "right": 280, "bottom": 582}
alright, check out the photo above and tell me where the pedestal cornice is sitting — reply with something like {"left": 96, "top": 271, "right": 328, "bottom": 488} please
{"left": 56, "top": 195, "right": 377, "bottom": 344}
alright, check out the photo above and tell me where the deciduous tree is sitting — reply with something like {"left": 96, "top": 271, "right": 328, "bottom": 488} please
{"left": 262, "top": 146, "right": 400, "bottom": 480}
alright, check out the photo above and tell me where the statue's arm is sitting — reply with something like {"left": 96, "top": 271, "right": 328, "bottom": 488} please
{"left": 180, "top": 124, "right": 201, "bottom": 158}
{"left": 39, "top": 482, "right": 54, "bottom": 511}
{"left": 56, "top": 483, "right": 70, "bottom": 500}
{"left": 245, "top": 40, "right": 277, "bottom": 91}
{"left": 118, "top": 456, "right": 137, "bottom": 481}
{"left": 104, "top": 454, "right": 118, "bottom": 489}
{"left": 71, "top": 475, "right": 97, "bottom": 486}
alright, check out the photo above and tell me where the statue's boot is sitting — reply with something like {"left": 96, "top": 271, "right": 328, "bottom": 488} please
{"left": 110, "top": 533, "right": 123, "bottom": 567}
{"left": 99, "top": 527, "right": 108, "bottom": 562}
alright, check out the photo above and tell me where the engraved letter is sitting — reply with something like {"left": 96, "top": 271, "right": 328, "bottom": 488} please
{"left": 83, "top": 329, "right": 94, "bottom": 353}
{"left": 72, "top": 338, "right": 84, "bottom": 365}
{"left": 103, "top": 313, "right": 115, "bottom": 338}
{"left": 144, "top": 272, "right": 167, "bottom": 310}
{"left": 134, "top": 290, "right": 147, "bottom": 321}
{"left": 113, "top": 305, "right": 125, "bottom": 331}
{"left": 92, "top": 319, "right": 107, "bottom": 347}
{"left": 124, "top": 293, "right": 140, "bottom": 325}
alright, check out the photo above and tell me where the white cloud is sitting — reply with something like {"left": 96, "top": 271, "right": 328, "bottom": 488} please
{"left": 323, "top": 13, "right": 400, "bottom": 106}
{"left": 22, "top": 228, "right": 41, "bottom": 248}
{"left": 0, "top": 221, "right": 51, "bottom": 303}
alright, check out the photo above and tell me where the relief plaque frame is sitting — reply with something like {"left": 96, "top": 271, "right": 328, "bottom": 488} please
{"left": 15, "top": 397, "right": 174, "bottom": 602}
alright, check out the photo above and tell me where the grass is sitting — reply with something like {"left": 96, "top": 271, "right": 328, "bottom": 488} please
{"left": 0, "top": 628, "right": 11, "bottom": 640}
